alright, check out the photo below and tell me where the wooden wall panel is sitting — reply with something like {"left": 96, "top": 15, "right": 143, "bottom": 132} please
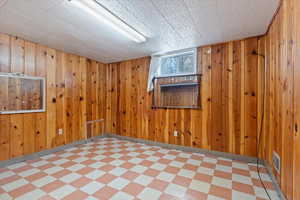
{"left": 0, "top": 33, "right": 106, "bottom": 161}
{"left": 86, "top": 60, "right": 107, "bottom": 138}
{"left": 0, "top": 34, "right": 11, "bottom": 161}
{"left": 1, "top": 2, "right": 299, "bottom": 198}
{"left": 10, "top": 114, "right": 24, "bottom": 158}
{"left": 244, "top": 38, "right": 258, "bottom": 157}
{"left": 103, "top": 22, "right": 298, "bottom": 200}
{"left": 106, "top": 38, "right": 262, "bottom": 157}
{"left": 23, "top": 41, "right": 36, "bottom": 155}
{"left": 199, "top": 47, "right": 211, "bottom": 150}
{"left": 96, "top": 62, "right": 107, "bottom": 136}
{"left": 261, "top": 0, "right": 299, "bottom": 199}
{"left": 232, "top": 41, "right": 244, "bottom": 155}
{"left": 71, "top": 55, "right": 80, "bottom": 142}
{"left": 293, "top": 0, "right": 300, "bottom": 199}
{"left": 55, "top": 51, "right": 67, "bottom": 146}
{"left": 9, "top": 37, "right": 25, "bottom": 158}
{"left": 88, "top": 61, "right": 100, "bottom": 137}
{"left": 65, "top": 54, "right": 74, "bottom": 143}
{"left": 79, "top": 57, "right": 87, "bottom": 140}
{"left": 35, "top": 45, "right": 47, "bottom": 152}
{"left": 46, "top": 48, "right": 57, "bottom": 148}
{"left": 211, "top": 44, "right": 225, "bottom": 152}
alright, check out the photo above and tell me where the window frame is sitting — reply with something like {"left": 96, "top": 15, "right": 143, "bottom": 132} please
{"left": 157, "top": 48, "right": 198, "bottom": 78}
{"left": 0, "top": 73, "right": 46, "bottom": 115}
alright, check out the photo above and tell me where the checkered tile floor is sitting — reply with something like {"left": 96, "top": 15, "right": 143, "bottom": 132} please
{"left": 0, "top": 138, "right": 279, "bottom": 200}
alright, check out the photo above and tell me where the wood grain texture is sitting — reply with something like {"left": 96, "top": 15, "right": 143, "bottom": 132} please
{"left": 0, "top": 33, "right": 106, "bottom": 161}
{"left": 152, "top": 75, "right": 200, "bottom": 108}
{"left": 244, "top": 38, "right": 258, "bottom": 157}
{"left": 23, "top": 41, "right": 36, "bottom": 155}
{"left": 293, "top": 0, "right": 300, "bottom": 199}
{"left": 34, "top": 45, "right": 47, "bottom": 152}
{"left": 1, "top": 4, "right": 299, "bottom": 198}
{"left": 102, "top": 24, "right": 298, "bottom": 200}
{"left": 261, "top": 0, "right": 298, "bottom": 199}
{"left": 86, "top": 60, "right": 106, "bottom": 138}
{"left": 105, "top": 38, "right": 262, "bottom": 157}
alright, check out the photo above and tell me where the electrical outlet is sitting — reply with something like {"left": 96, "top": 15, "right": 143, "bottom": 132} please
{"left": 58, "top": 129, "right": 64, "bottom": 135}
{"left": 174, "top": 131, "right": 178, "bottom": 137}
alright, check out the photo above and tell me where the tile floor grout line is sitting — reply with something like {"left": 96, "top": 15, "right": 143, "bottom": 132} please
{"left": 0, "top": 135, "right": 106, "bottom": 168}
{"left": 104, "top": 133, "right": 284, "bottom": 200}
{"left": 103, "top": 133, "right": 263, "bottom": 164}
{"left": 0, "top": 133, "right": 284, "bottom": 200}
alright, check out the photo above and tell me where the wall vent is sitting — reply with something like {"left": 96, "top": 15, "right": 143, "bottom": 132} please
{"left": 273, "top": 151, "right": 281, "bottom": 173}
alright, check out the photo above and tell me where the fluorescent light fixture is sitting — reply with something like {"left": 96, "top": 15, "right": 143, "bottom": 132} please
{"left": 70, "top": 0, "right": 146, "bottom": 43}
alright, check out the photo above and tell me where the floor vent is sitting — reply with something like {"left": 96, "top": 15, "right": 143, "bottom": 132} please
{"left": 273, "top": 151, "right": 280, "bottom": 173}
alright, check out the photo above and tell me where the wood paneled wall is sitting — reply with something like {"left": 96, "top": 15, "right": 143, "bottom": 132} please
{"left": 1, "top": 1, "right": 299, "bottom": 198}
{"left": 0, "top": 33, "right": 106, "bottom": 161}
{"left": 104, "top": 13, "right": 300, "bottom": 198}
{"left": 105, "top": 37, "right": 265, "bottom": 158}
{"left": 293, "top": 0, "right": 300, "bottom": 199}
{"left": 86, "top": 60, "right": 107, "bottom": 138}
{"left": 260, "top": 0, "right": 299, "bottom": 199}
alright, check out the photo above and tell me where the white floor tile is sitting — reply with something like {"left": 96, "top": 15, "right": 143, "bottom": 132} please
{"left": 49, "top": 185, "right": 76, "bottom": 199}
{"left": 32, "top": 176, "right": 56, "bottom": 187}
{"left": 134, "top": 175, "right": 154, "bottom": 186}
{"left": 232, "top": 191, "right": 256, "bottom": 200}
{"left": 156, "top": 172, "right": 175, "bottom": 182}
{"left": 16, "top": 189, "right": 46, "bottom": 200}
{"left": 232, "top": 174, "right": 253, "bottom": 185}
{"left": 80, "top": 181, "right": 104, "bottom": 195}
{"left": 130, "top": 165, "right": 147, "bottom": 174}
{"left": 109, "top": 167, "right": 127, "bottom": 176}
{"left": 108, "top": 177, "right": 130, "bottom": 190}
{"left": 211, "top": 177, "right": 232, "bottom": 189}
{"left": 19, "top": 168, "right": 40, "bottom": 177}
{"left": 2, "top": 179, "right": 28, "bottom": 192}
{"left": 110, "top": 191, "right": 134, "bottom": 200}
{"left": 164, "top": 183, "right": 187, "bottom": 197}
{"left": 85, "top": 170, "right": 105, "bottom": 180}
{"left": 137, "top": 188, "right": 161, "bottom": 200}
{"left": 189, "top": 180, "right": 211, "bottom": 193}
{"left": 60, "top": 173, "right": 81, "bottom": 183}
{"left": 44, "top": 166, "right": 64, "bottom": 175}
{"left": 178, "top": 169, "right": 196, "bottom": 178}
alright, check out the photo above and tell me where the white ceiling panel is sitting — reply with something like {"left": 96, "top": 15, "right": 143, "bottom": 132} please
{"left": 0, "top": 0, "right": 279, "bottom": 63}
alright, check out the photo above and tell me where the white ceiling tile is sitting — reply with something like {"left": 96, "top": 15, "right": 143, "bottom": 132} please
{"left": 0, "top": 0, "right": 279, "bottom": 63}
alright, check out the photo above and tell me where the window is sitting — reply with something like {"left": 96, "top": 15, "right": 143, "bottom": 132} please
{"left": 0, "top": 73, "right": 46, "bottom": 114}
{"left": 158, "top": 48, "right": 197, "bottom": 77}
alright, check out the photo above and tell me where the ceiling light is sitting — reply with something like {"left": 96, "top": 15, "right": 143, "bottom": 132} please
{"left": 69, "top": 0, "right": 146, "bottom": 43}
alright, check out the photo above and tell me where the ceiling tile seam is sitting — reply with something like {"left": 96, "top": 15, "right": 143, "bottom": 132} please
{"left": 149, "top": 0, "right": 185, "bottom": 42}
{"left": 0, "top": 0, "right": 278, "bottom": 64}
{"left": 182, "top": 0, "right": 202, "bottom": 38}
{"left": 115, "top": 0, "right": 151, "bottom": 38}
{"left": 112, "top": 0, "right": 175, "bottom": 50}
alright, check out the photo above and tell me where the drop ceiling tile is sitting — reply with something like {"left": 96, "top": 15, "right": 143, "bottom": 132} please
{"left": 0, "top": 0, "right": 279, "bottom": 63}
